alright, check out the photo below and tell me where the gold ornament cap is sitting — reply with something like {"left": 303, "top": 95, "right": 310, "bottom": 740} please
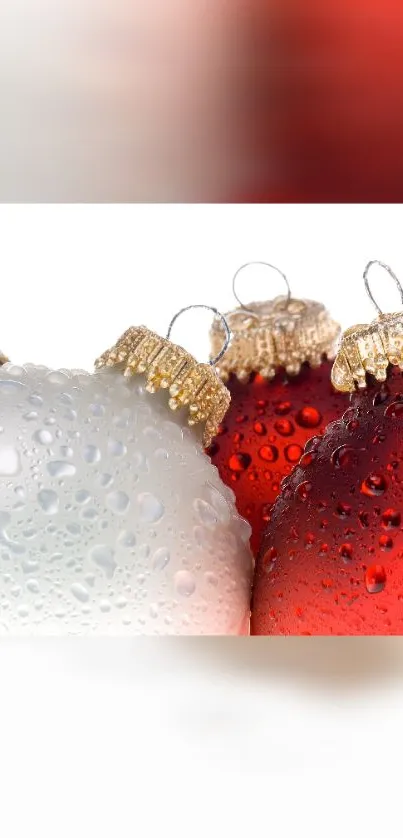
{"left": 210, "top": 263, "right": 340, "bottom": 382}
{"left": 331, "top": 261, "right": 403, "bottom": 392}
{"left": 95, "top": 311, "right": 231, "bottom": 447}
{"left": 0, "top": 351, "right": 8, "bottom": 365}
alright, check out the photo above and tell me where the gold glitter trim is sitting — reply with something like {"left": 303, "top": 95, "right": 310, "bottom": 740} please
{"left": 210, "top": 296, "right": 340, "bottom": 382}
{"left": 95, "top": 326, "right": 230, "bottom": 447}
{"left": 331, "top": 312, "right": 403, "bottom": 392}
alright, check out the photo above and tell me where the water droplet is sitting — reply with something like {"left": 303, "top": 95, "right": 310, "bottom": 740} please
{"left": 108, "top": 439, "right": 127, "bottom": 457}
{"left": 228, "top": 452, "right": 251, "bottom": 472}
{"left": 232, "top": 432, "right": 243, "bottom": 444}
{"left": 83, "top": 444, "right": 101, "bottom": 464}
{"left": 0, "top": 445, "right": 21, "bottom": 476}
{"left": 100, "top": 599, "right": 111, "bottom": 613}
{"left": 295, "top": 406, "right": 322, "bottom": 428}
{"left": 253, "top": 421, "right": 266, "bottom": 435}
{"left": 17, "top": 604, "right": 29, "bottom": 618}
{"left": 75, "top": 490, "right": 91, "bottom": 505}
{"left": 90, "top": 545, "right": 117, "bottom": 579}
{"left": 382, "top": 508, "right": 401, "bottom": 529}
{"left": 285, "top": 444, "right": 303, "bottom": 463}
{"left": 304, "top": 532, "right": 315, "bottom": 548}
{"left": 258, "top": 445, "right": 279, "bottom": 463}
{"left": 38, "top": 489, "right": 59, "bottom": 515}
{"left": 274, "top": 400, "right": 291, "bottom": 415}
{"left": 264, "top": 546, "right": 278, "bottom": 572}
{"left": 99, "top": 473, "right": 113, "bottom": 488}
{"left": 47, "top": 461, "right": 76, "bottom": 478}
{"left": 71, "top": 583, "right": 90, "bottom": 603}
{"left": 365, "top": 564, "right": 386, "bottom": 593}
{"left": 153, "top": 547, "right": 170, "bottom": 571}
{"left": 206, "top": 442, "right": 219, "bottom": 457}
{"left": 194, "top": 498, "right": 219, "bottom": 528}
{"left": 331, "top": 445, "right": 357, "bottom": 469}
{"left": 175, "top": 570, "right": 196, "bottom": 597}
{"left": 379, "top": 534, "right": 393, "bottom": 551}
{"left": 336, "top": 502, "right": 351, "bottom": 518}
{"left": 339, "top": 543, "right": 353, "bottom": 562}
{"left": 34, "top": 429, "right": 53, "bottom": 445}
{"left": 106, "top": 490, "right": 130, "bottom": 515}
{"left": 358, "top": 510, "right": 370, "bottom": 528}
{"left": 138, "top": 492, "right": 164, "bottom": 523}
{"left": 361, "top": 473, "right": 387, "bottom": 497}
{"left": 26, "top": 579, "right": 40, "bottom": 594}
{"left": 296, "top": 481, "right": 312, "bottom": 502}
{"left": 118, "top": 530, "right": 136, "bottom": 548}
{"left": 274, "top": 419, "right": 294, "bottom": 436}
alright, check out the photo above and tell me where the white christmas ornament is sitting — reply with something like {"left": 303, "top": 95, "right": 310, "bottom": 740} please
{"left": 0, "top": 327, "right": 253, "bottom": 635}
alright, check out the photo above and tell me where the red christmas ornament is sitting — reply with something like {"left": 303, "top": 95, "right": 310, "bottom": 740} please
{"left": 208, "top": 263, "right": 343, "bottom": 554}
{"left": 252, "top": 260, "right": 403, "bottom": 635}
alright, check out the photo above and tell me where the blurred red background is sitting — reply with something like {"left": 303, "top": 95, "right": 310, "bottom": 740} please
{"left": 238, "top": 0, "right": 403, "bottom": 202}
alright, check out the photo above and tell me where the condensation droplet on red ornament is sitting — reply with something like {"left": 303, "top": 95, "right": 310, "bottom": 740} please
{"left": 206, "top": 441, "right": 219, "bottom": 457}
{"left": 339, "top": 543, "right": 353, "bottom": 562}
{"left": 300, "top": 451, "right": 316, "bottom": 467}
{"left": 296, "top": 481, "right": 312, "bottom": 502}
{"left": 264, "top": 546, "right": 278, "bottom": 572}
{"left": 274, "top": 400, "right": 291, "bottom": 416}
{"left": 336, "top": 502, "right": 352, "bottom": 518}
{"left": 228, "top": 452, "right": 251, "bottom": 473}
{"left": 285, "top": 444, "right": 303, "bottom": 463}
{"left": 379, "top": 534, "right": 393, "bottom": 551}
{"left": 274, "top": 419, "right": 294, "bottom": 437}
{"left": 233, "top": 432, "right": 244, "bottom": 444}
{"left": 382, "top": 508, "right": 401, "bottom": 529}
{"left": 253, "top": 421, "right": 266, "bottom": 435}
{"left": 295, "top": 406, "right": 322, "bottom": 428}
{"left": 261, "top": 503, "right": 272, "bottom": 523}
{"left": 358, "top": 510, "right": 370, "bottom": 528}
{"left": 331, "top": 445, "right": 357, "bottom": 469}
{"left": 361, "top": 473, "right": 387, "bottom": 497}
{"left": 304, "top": 532, "right": 315, "bottom": 548}
{"left": 235, "top": 415, "right": 248, "bottom": 424}
{"left": 365, "top": 564, "right": 386, "bottom": 594}
{"left": 259, "top": 445, "right": 279, "bottom": 463}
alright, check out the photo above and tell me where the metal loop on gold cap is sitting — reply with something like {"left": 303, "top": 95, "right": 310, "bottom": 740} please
{"left": 332, "top": 260, "right": 403, "bottom": 393}
{"left": 232, "top": 261, "right": 291, "bottom": 314}
{"left": 363, "top": 260, "right": 403, "bottom": 316}
{"left": 166, "top": 304, "right": 230, "bottom": 366}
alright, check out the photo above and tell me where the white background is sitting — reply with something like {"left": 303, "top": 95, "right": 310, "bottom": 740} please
{"left": 1, "top": 203, "right": 403, "bottom": 837}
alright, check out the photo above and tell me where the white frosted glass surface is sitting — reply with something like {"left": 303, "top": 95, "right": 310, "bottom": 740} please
{"left": 0, "top": 364, "right": 253, "bottom": 634}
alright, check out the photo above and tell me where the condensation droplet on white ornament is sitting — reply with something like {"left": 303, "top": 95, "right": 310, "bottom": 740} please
{"left": 138, "top": 492, "right": 164, "bottom": 523}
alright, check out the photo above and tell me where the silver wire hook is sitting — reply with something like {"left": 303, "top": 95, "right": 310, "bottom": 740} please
{"left": 363, "top": 260, "right": 403, "bottom": 316}
{"left": 232, "top": 261, "right": 292, "bottom": 314}
{"left": 166, "top": 304, "right": 231, "bottom": 366}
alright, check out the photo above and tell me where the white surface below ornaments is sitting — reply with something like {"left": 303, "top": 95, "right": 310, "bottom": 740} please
{"left": 0, "top": 363, "right": 252, "bottom": 635}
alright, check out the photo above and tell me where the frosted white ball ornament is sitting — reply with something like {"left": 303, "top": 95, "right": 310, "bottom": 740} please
{"left": 0, "top": 326, "right": 253, "bottom": 635}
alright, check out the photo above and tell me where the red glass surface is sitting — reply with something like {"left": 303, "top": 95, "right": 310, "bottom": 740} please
{"left": 209, "top": 361, "right": 345, "bottom": 554}
{"left": 252, "top": 366, "right": 403, "bottom": 635}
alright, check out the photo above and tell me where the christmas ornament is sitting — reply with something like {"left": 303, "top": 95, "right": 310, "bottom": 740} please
{"left": 209, "top": 262, "right": 343, "bottom": 553}
{"left": 0, "top": 308, "right": 253, "bottom": 635}
{"left": 252, "top": 261, "right": 403, "bottom": 635}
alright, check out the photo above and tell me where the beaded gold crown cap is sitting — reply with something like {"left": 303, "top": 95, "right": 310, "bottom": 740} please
{"left": 95, "top": 309, "right": 231, "bottom": 447}
{"left": 210, "top": 263, "right": 340, "bottom": 382}
{"left": 331, "top": 261, "right": 403, "bottom": 392}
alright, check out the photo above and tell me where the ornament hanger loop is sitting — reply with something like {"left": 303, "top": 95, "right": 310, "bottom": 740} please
{"left": 166, "top": 304, "right": 231, "bottom": 366}
{"left": 232, "top": 261, "right": 291, "bottom": 314}
{"left": 363, "top": 260, "right": 403, "bottom": 316}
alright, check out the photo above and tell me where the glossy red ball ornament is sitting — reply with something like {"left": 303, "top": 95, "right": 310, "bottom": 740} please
{"left": 252, "top": 365, "right": 403, "bottom": 635}
{"left": 209, "top": 361, "right": 345, "bottom": 554}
